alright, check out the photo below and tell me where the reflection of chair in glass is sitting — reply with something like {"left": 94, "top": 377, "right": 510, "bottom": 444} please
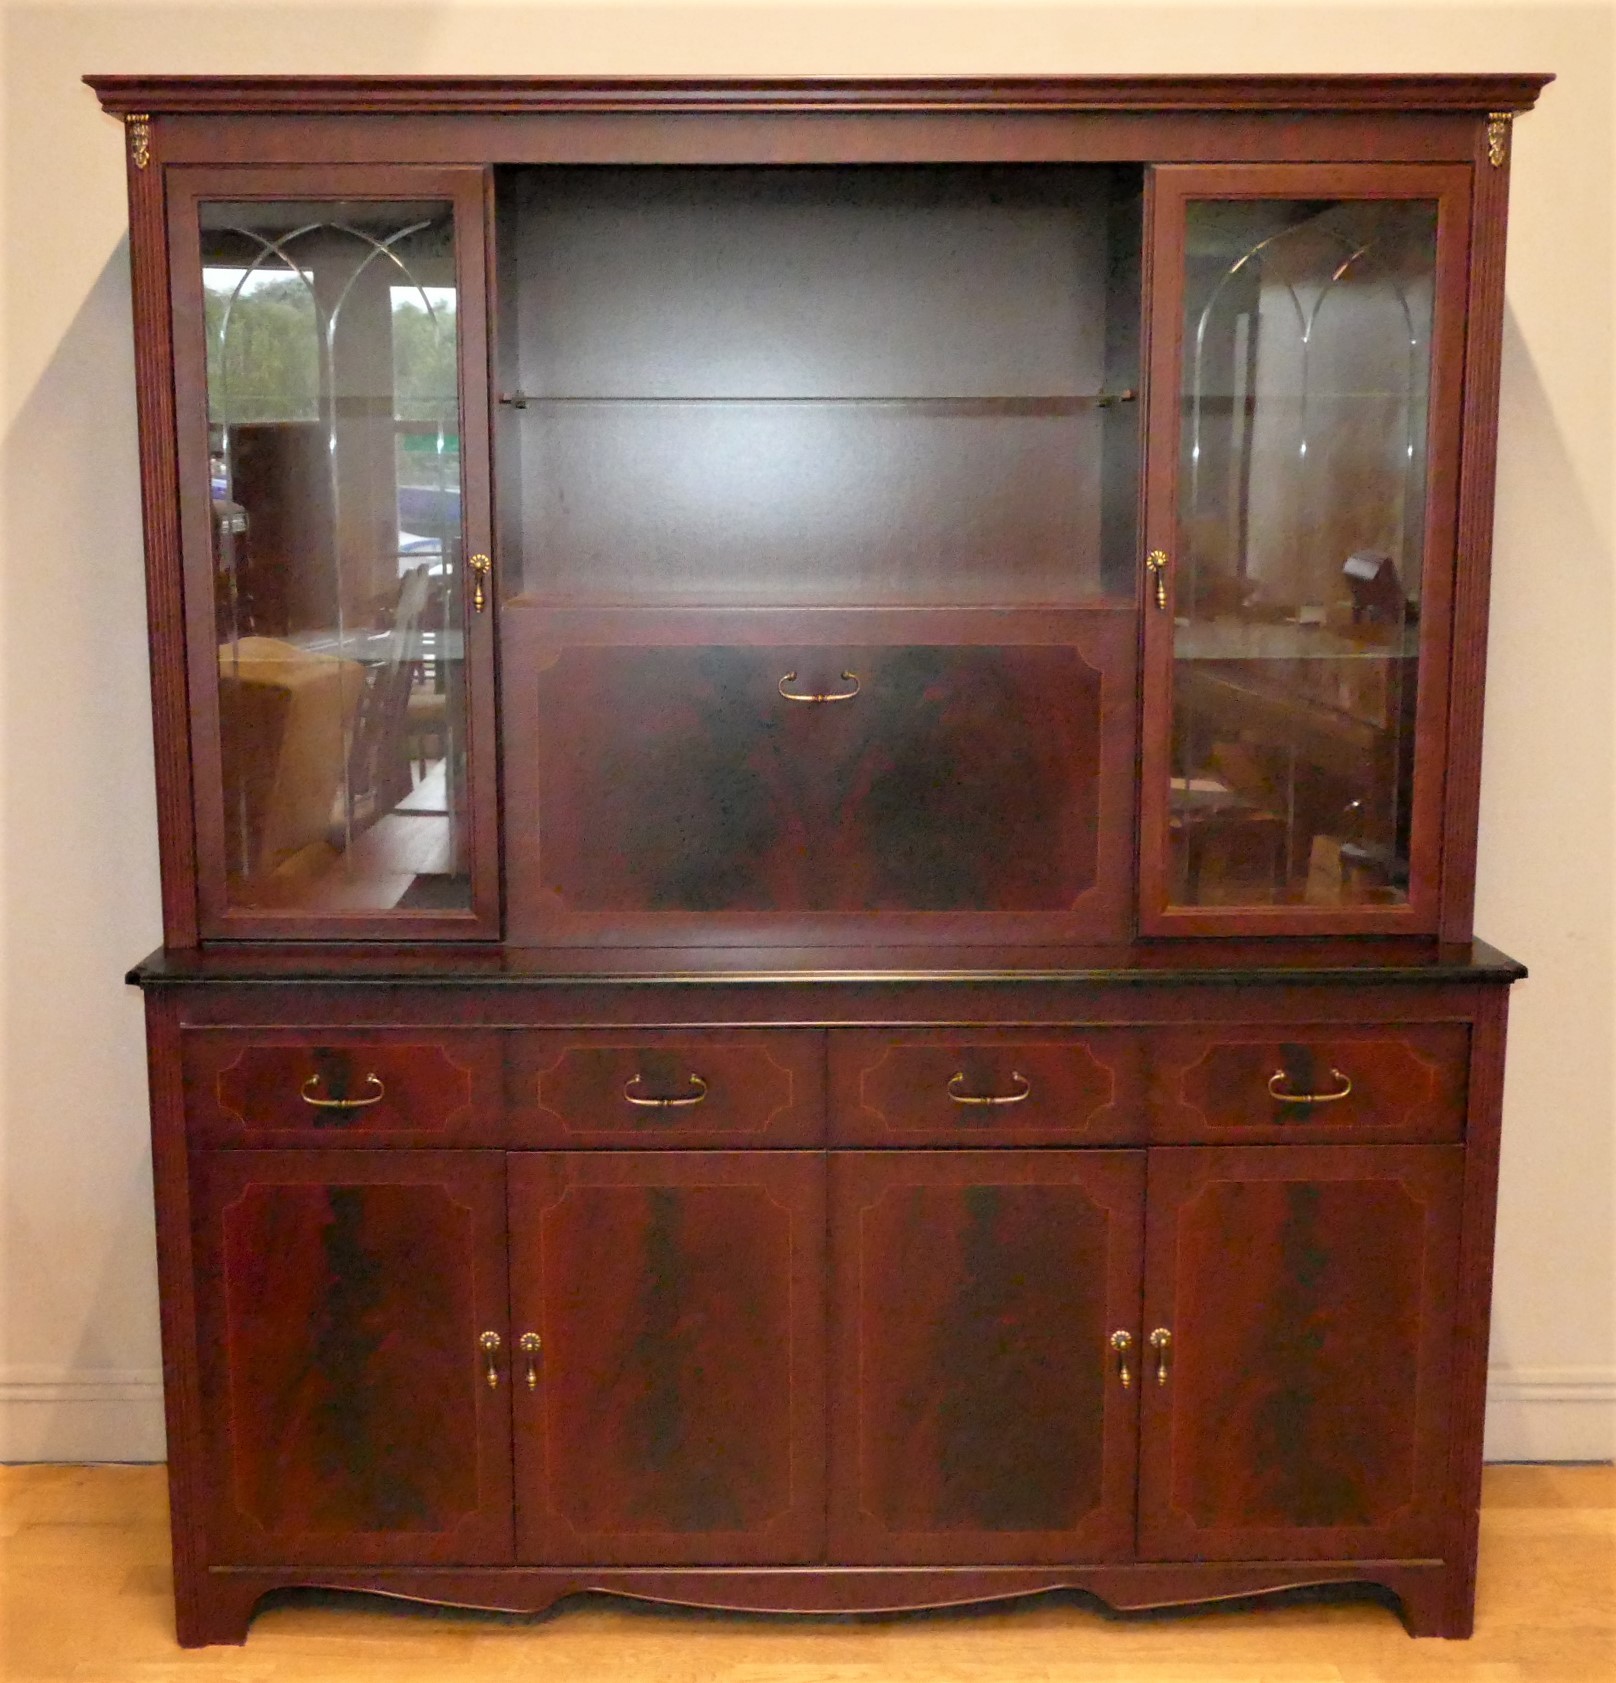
{"left": 217, "top": 637, "right": 365, "bottom": 889}
{"left": 346, "top": 564, "right": 432, "bottom": 825}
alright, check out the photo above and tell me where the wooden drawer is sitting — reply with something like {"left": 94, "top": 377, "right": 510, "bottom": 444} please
{"left": 1146, "top": 1024, "right": 1469, "bottom": 1144}
{"left": 830, "top": 1029, "right": 1144, "bottom": 1146}
{"left": 181, "top": 1029, "right": 505, "bottom": 1146}
{"left": 507, "top": 1031, "right": 824, "bottom": 1146}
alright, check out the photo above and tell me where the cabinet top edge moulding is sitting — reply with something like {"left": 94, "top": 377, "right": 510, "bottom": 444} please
{"left": 85, "top": 73, "right": 1553, "bottom": 116}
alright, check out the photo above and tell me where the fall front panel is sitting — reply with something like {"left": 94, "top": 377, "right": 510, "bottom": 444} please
{"left": 503, "top": 611, "right": 1135, "bottom": 944}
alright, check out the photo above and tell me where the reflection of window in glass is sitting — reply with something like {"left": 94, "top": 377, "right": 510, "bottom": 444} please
{"left": 391, "top": 285, "right": 460, "bottom": 570}
{"left": 198, "top": 204, "right": 471, "bottom": 919}
{"left": 204, "top": 267, "right": 320, "bottom": 423}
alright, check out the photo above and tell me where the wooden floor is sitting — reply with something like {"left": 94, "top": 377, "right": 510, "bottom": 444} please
{"left": 3, "top": 1464, "right": 1612, "bottom": 1681}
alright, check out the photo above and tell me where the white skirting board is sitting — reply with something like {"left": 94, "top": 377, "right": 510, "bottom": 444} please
{"left": 2, "top": 1365, "right": 1612, "bottom": 1465}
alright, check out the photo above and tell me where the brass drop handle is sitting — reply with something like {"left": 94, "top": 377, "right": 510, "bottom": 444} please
{"left": 467, "top": 552, "right": 492, "bottom": 614}
{"left": 1268, "top": 1068, "right": 1353, "bottom": 1105}
{"left": 300, "top": 1072, "right": 384, "bottom": 1111}
{"left": 1145, "top": 549, "right": 1169, "bottom": 611}
{"left": 479, "top": 1330, "right": 502, "bottom": 1389}
{"left": 623, "top": 1072, "right": 709, "bottom": 1109}
{"left": 519, "top": 1332, "right": 542, "bottom": 1391}
{"left": 1110, "top": 1329, "right": 1134, "bottom": 1389}
{"left": 779, "top": 671, "right": 860, "bottom": 703}
{"left": 1149, "top": 1327, "right": 1172, "bottom": 1386}
{"left": 946, "top": 1070, "right": 1032, "bottom": 1106}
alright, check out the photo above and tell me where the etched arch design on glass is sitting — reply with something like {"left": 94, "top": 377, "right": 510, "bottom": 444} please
{"left": 199, "top": 203, "right": 469, "bottom": 915}
{"left": 1183, "top": 208, "right": 1430, "bottom": 623}
{"left": 1170, "top": 199, "right": 1437, "bottom": 911}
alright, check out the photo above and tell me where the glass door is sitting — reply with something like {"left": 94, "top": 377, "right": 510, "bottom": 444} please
{"left": 1139, "top": 166, "right": 1471, "bottom": 934}
{"left": 168, "top": 167, "right": 497, "bottom": 937}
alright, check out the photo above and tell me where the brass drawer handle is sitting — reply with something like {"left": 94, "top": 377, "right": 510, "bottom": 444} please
{"left": 947, "top": 1070, "right": 1031, "bottom": 1106}
{"left": 1110, "top": 1329, "right": 1134, "bottom": 1389}
{"left": 1268, "top": 1067, "right": 1353, "bottom": 1105}
{"left": 519, "top": 1332, "right": 542, "bottom": 1391}
{"left": 779, "top": 670, "right": 860, "bottom": 703}
{"left": 623, "top": 1072, "right": 709, "bottom": 1108}
{"left": 479, "top": 1330, "right": 502, "bottom": 1389}
{"left": 300, "top": 1071, "right": 385, "bottom": 1111}
{"left": 1149, "top": 1327, "right": 1172, "bottom": 1386}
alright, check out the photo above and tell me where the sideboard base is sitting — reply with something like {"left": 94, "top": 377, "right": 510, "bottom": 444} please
{"left": 181, "top": 1560, "right": 1468, "bottom": 1648}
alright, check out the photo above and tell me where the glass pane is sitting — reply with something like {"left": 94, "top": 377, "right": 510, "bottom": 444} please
{"left": 1169, "top": 198, "right": 1436, "bottom": 910}
{"left": 200, "top": 200, "right": 470, "bottom": 916}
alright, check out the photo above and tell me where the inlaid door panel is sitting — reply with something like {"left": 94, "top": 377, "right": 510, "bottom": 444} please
{"left": 184, "top": 1027, "right": 504, "bottom": 1145}
{"left": 509, "top": 1151, "right": 825, "bottom": 1564}
{"left": 503, "top": 609, "right": 1135, "bottom": 945}
{"left": 829, "top": 1150, "right": 1143, "bottom": 1564}
{"left": 830, "top": 1027, "right": 1144, "bottom": 1146}
{"left": 193, "top": 1150, "right": 512, "bottom": 1565}
{"left": 1147, "top": 1023, "right": 1468, "bottom": 1144}
{"left": 1139, "top": 1144, "right": 1461, "bottom": 1561}
{"left": 507, "top": 1028, "right": 824, "bottom": 1147}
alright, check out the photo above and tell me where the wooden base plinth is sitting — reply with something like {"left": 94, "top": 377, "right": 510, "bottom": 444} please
{"left": 181, "top": 1560, "right": 1466, "bottom": 1648}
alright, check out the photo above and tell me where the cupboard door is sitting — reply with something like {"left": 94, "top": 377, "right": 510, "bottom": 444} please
{"left": 509, "top": 1152, "right": 825, "bottom": 1564}
{"left": 193, "top": 1150, "right": 512, "bottom": 1565}
{"left": 1139, "top": 1145, "right": 1461, "bottom": 1561}
{"left": 1139, "top": 165, "right": 1473, "bottom": 935}
{"left": 168, "top": 167, "right": 499, "bottom": 938}
{"left": 830, "top": 1151, "right": 1143, "bottom": 1564}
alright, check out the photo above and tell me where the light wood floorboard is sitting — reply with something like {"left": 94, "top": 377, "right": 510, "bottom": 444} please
{"left": 2, "top": 1465, "right": 1612, "bottom": 1681}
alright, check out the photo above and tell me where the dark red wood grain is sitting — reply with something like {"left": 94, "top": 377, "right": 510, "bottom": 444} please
{"left": 183, "top": 1028, "right": 503, "bottom": 1145}
{"left": 1139, "top": 1144, "right": 1462, "bottom": 1562}
{"left": 509, "top": 1151, "right": 826, "bottom": 1564}
{"left": 1146, "top": 1023, "right": 1469, "bottom": 1144}
{"left": 830, "top": 1150, "right": 1143, "bottom": 1564}
{"left": 504, "top": 610, "right": 1135, "bottom": 946}
{"left": 507, "top": 1030, "right": 824, "bottom": 1147}
{"left": 830, "top": 1027, "right": 1145, "bottom": 1146}
{"left": 193, "top": 1150, "right": 513, "bottom": 1565}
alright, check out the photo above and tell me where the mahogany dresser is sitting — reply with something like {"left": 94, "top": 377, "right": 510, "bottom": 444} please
{"left": 88, "top": 73, "right": 1546, "bottom": 1644}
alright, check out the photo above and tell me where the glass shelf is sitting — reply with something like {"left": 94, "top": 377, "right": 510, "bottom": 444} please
{"left": 498, "top": 392, "right": 1135, "bottom": 416}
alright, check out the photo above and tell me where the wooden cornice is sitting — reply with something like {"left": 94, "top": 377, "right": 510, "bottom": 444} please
{"left": 85, "top": 73, "right": 1554, "bottom": 120}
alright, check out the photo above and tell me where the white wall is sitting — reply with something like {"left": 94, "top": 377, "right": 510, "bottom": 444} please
{"left": 1, "top": 1, "right": 1611, "bottom": 1462}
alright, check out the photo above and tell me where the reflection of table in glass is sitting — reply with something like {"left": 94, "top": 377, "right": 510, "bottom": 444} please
{"left": 1173, "top": 620, "right": 1418, "bottom": 902}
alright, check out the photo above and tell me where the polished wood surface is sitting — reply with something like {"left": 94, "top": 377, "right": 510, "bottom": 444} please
{"left": 830, "top": 1026, "right": 1145, "bottom": 1146}
{"left": 504, "top": 612, "right": 1137, "bottom": 946}
{"left": 6, "top": 1463, "right": 1610, "bottom": 1677}
{"left": 192, "top": 1150, "right": 513, "bottom": 1565}
{"left": 507, "top": 1029, "right": 825, "bottom": 1147}
{"left": 1145, "top": 1022, "right": 1469, "bottom": 1144}
{"left": 1139, "top": 1145, "right": 1461, "bottom": 1563}
{"left": 830, "top": 1151, "right": 1143, "bottom": 1564}
{"left": 183, "top": 1028, "right": 504, "bottom": 1145}
{"left": 508, "top": 1151, "right": 826, "bottom": 1565}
